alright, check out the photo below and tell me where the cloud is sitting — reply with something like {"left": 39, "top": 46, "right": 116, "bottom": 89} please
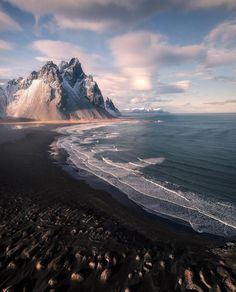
{"left": 4, "top": 0, "right": 160, "bottom": 32}
{"left": 205, "top": 48, "right": 236, "bottom": 67}
{"left": 129, "top": 94, "right": 174, "bottom": 106}
{"left": 156, "top": 80, "right": 191, "bottom": 94}
{"left": 214, "top": 75, "right": 236, "bottom": 83}
{"left": 0, "top": 67, "right": 14, "bottom": 78}
{"left": 4, "top": 0, "right": 236, "bottom": 33}
{"left": 97, "top": 71, "right": 190, "bottom": 108}
{"left": 0, "top": 10, "right": 22, "bottom": 31}
{"left": 109, "top": 31, "right": 204, "bottom": 68}
{"left": 0, "top": 40, "right": 14, "bottom": 50}
{"left": 205, "top": 99, "right": 236, "bottom": 105}
{"left": 206, "top": 20, "right": 236, "bottom": 47}
{"left": 94, "top": 67, "right": 186, "bottom": 108}
{"left": 53, "top": 16, "right": 115, "bottom": 33}
{"left": 109, "top": 31, "right": 200, "bottom": 91}
{"left": 199, "top": 19, "right": 236, "bottom": 68}
{"left": 3, "top": 0, "right": 236, "bottom": 112}
{"left": 152, "top": 98, "right": 173, "bottom": 102}
{"left": 186, "top": 0, "right": 236, "bottom": 10}
{"left": 31, "top": 40, "right": 101, "bottom": 73}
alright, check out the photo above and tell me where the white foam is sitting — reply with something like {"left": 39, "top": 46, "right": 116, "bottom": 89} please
{"left": 138, "top": 157, "right": 166, "bottom": 165}
{"left": 54, "top": 123, "right": 236, "bottom": 237}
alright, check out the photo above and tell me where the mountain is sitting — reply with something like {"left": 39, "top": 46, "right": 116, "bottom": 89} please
{"left": 105, "top": 98, "right": 120, "bottom": 117}
{"left": 5, "top": 78, "right": 23, "bottom": 106}
{"left": 0, "top": 87, "right": 7, "bottom": 118}
{"left": 4, "top": 58, "right": 119, "bottom": 120}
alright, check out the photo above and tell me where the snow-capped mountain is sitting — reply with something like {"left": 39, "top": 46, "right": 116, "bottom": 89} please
{"left": 5, "top": 78, "right": 23, "bottom": 105}
{"left": 124, "top": 107, "right": 168, "bottom": 114}
{"left": 3, "top": 58, "right": 119, "bottom": 120}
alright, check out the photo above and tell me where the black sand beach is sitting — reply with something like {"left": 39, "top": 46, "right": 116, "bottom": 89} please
{"left": 0, "top": 124, "right": 235, "bottom": 292}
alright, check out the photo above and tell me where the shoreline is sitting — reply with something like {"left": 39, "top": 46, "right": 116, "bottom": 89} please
{"left": 0, "top": 124, "right": 235, "bottom": 291}
{"left": 0, "top": 117, "right": 130, "bottom": 125}
{"left": 52, "top": 121, "right": 236, "bottom": 240}
{"left": 52, "top": 140, "right": 225, "bottom": 242}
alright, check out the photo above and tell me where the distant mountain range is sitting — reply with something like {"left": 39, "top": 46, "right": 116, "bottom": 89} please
{"left": 123, "top": 108, "right": 168, "bottom": 114}
{"left": 0, "top": 58, "right": 120, "bottom": 120}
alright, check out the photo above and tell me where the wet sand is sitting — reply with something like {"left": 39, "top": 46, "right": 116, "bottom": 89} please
{"left": 0, "top": 124, "right": 235, "bottom": 291}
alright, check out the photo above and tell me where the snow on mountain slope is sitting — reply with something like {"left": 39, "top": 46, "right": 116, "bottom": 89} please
{"left": 5, "top": 58, "right": 119, "bottom": 120}
{"left": 4, "top": 78, "right": 22, "bottom": 105}
{"left": 105, "top": 97, "right": 120, "bottom": 117}
{"left": 0, "top": 87, "right": 7, "bottom": 118}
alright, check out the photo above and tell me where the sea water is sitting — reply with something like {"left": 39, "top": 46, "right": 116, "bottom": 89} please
{"left": 56, "top": 113, "right": 236, "bottom": 237}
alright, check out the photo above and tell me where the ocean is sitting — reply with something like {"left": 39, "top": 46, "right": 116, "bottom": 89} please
{"left": 55, "top": 113, "right": 236, "bottom": 237}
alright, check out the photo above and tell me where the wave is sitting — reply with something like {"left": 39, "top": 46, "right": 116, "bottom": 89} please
{"left": 54, "top": 123, "right": 236, "bottom": 237}
{"left": 138, "top": 157, "right": 166, "bottom": 165}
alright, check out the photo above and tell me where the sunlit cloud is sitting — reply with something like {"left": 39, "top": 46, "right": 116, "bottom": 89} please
{"left": 1, "top": 0, "right": 236, "bottom": 112}
{"left": 108, "top": 31, "right": 201, "bottom": 94}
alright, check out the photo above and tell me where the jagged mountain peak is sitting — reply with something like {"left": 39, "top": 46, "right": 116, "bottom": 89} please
{"left": 88, "top": 74, "right": 93, "bottom": 81}
{"left": 60, "top": 58, "right": 85, "bottom": 87}
{"left": 68, "top": 57, "right": 80, "bottom": 66}
{"left": 105, "top": 97, "right": 120, "bottom": 116}
{"left": 4, "top": 57, "right": 120, "bottom": 120}
{"left": 45, "top": 60, "right": 56, "bottom": 67}
{"left": 41, "top": 61, "right": 59, "bottom": 71}
{"left": 59, "top": 60, "right": 68, "bottom": 71}
{"left": 38, "top": 61, "right": 62, "bottom": 83}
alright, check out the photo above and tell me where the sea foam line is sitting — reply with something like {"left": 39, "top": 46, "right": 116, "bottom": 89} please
{"left": 61, "top": 139, "right": 236, "bottom": 231}
{"left": 68, "top": 145, "right": 236, "bottom": 231}
{"left": 55, "top": 124, "right": 236, "bottom": 235}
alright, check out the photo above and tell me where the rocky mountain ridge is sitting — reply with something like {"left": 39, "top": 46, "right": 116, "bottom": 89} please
{"left": 0, "top": 58, "right": 120, "bottom": 120}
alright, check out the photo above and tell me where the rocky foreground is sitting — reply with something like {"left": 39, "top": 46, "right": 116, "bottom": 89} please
{"left": 0, "top": 191, "right": 236, "bottom": 292}
{"left": 0, "top": 125, "right": 235, "bottom": 292}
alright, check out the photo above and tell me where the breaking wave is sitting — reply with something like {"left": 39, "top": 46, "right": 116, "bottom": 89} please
{"left": 54, "top": 122, "right": 236, "bottom": 238}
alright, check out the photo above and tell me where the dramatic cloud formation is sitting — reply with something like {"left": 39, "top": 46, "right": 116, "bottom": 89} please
{"left": 4, "top": 0, "right": 160, "bottom": 32}
{"left": 0, "top": 10, "right": 22, "bottom": 31}
{"left": 4, "top": 0, "right": 236, "bottom": 33}
{"left": 1, "top": 0, "right": 236, "bottom": 112}
{"left": 109, "top": 31, "right": 203, "bottom": 91}
{"left": 109, "top": 32, "right": 204, "bottom": 67}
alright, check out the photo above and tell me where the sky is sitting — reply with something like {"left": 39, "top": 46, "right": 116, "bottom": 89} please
{"left": 0, "top": 0, "right": 236, "bottom": 113}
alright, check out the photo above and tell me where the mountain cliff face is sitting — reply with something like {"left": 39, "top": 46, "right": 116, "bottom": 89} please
{"left": 0, "top": 87, "right": 7, "bottom": 118}
{"left": 3, "top": 58, "right": 119, "bottom": 120}
{"left": 105, "top": 98, "right": 120, "bottom": 117}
